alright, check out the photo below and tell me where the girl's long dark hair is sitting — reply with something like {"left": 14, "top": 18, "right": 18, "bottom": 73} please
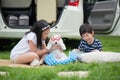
{"left": 26, "top": 20, "right": 49, "bottom": 47}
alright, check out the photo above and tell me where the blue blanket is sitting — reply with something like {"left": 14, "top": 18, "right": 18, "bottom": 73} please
{"left": 44, "top": 51, "right": 77, "bottom": 66}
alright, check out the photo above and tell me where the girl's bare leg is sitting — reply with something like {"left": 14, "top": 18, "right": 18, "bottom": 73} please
{"left": 39, "top": 54, "right": 47, "bottom": 64}
{"left": 13, "top": 52, "right": 39, "bottom": 64}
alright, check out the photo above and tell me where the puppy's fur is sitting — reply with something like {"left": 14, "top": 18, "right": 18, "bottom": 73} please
{"left": 47, "top": 34, "right": 67, "bottom": 60}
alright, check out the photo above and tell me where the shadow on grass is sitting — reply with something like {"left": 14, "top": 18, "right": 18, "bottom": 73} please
{"left": 0, "top": 39, "right": 80, "bottom": 51}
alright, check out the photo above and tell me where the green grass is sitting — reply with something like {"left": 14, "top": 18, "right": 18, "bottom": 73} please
{"left": 0, "top": 36, "right": 120, "bottom": 80}
{"left": 96, "top": 36, "right": 120, "bottom": 52}
{"left": 0, "top": 51, "right": 10, "bottom": 59}
{"left": 0, "top": 62, "right": 120, "bottom": 80}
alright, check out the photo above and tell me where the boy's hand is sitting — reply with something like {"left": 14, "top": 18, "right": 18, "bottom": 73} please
{"left": 72, "top": 49, "right": 80, "bottom": 52}
{"left": 92, "top": 49, "right": 100, "bottom": 52}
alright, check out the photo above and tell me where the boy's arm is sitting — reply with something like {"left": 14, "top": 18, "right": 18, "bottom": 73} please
{"left": 97, "top": 40, "right": 102, "bottom": 51}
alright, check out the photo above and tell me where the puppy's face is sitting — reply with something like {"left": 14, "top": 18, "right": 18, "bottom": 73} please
{"left": 50, "top": 34, "right": 61, "bottom": 45}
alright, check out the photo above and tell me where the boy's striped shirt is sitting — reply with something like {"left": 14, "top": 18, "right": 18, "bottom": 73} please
{"left": 78, "top": 38, "right": 102, "bottom": 52}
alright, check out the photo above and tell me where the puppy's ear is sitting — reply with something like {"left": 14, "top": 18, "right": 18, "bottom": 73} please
{"left": 61, "top": 40, "right": 66, "bottom": 50}
{"left": 46, "top": 39, "right": 52, "bottom": 50}
{"left": 58, "top": 35, "right": 66, "bottom": 50}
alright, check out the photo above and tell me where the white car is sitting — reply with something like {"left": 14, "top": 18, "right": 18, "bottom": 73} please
{"left": 0, "top": 0, "right": 120, "bottom": 40}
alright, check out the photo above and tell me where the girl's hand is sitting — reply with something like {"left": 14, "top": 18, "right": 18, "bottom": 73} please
{"left": 49, "top": 45, "right": 62, "bottom": 52}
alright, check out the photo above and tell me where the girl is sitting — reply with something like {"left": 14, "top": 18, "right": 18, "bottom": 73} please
{"left": 10, "top": 20, "right": 50, "bottom": 65}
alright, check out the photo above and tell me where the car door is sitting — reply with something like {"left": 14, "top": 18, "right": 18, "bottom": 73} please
{"left": 88, "top": 0, "right": 119, "bottom": 33}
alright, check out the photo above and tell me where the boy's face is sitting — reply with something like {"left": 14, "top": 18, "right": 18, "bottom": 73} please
{"left": 82, "top": 31, "right": 94, "bottom": 44}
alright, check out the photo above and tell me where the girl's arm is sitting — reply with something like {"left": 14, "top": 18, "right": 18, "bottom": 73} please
{"left": 28, "top": 40, "right": 49, "bottom": 56}
{"left": 41, "top": 44, "right": 46, "bottom": 49}
{"left": 28, "top": 40, "right": 38, "bottom": 52}
{"left": 36, "top": 49, "right": 49, "bottom": 57}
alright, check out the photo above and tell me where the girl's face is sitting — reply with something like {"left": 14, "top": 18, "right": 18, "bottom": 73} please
{"left": 82, "top": 31, "right": 94, "bottom": 44}
{"left": 42, "top": 28, "right": 50, "bottom": 40}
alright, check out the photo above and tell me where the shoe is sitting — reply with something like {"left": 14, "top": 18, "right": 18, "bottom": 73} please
{"left": 30, "top": 59, "right": 41, "bottom": 67}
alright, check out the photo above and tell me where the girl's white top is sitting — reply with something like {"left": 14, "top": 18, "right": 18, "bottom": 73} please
{"left": 10, "top": 32, "right": 37, "bottom": 59}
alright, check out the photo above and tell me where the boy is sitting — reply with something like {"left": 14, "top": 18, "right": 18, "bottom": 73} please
{"left": 73, "top": 24, "right": 102, "bottom": 53}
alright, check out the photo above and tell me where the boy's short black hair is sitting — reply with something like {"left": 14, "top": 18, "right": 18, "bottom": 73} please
{"left": 79, "top": 24, "right": 94, "bottom": 36}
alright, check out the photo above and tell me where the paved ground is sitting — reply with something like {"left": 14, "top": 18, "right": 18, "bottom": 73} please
{"left": 0, "top": 71, "right": 9, "bottom": 76}
{"left": 58, "top": 71, "right": 89, "bottom": 78}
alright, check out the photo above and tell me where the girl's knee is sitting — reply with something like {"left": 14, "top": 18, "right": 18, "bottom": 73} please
{"left": 30, "top": 52, "right": 39, "bottom": 59}
{"left": 11, "top": 52, "right": 40, "bottom": 64}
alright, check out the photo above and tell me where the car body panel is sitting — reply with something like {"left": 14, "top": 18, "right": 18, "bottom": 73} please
{"left": 0, "top": 0, "right": 120, "bottom": 40}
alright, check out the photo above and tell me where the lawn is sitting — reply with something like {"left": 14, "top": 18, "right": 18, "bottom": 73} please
{"left": 0, "top": 36, "right": 120, "bottom": 80}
